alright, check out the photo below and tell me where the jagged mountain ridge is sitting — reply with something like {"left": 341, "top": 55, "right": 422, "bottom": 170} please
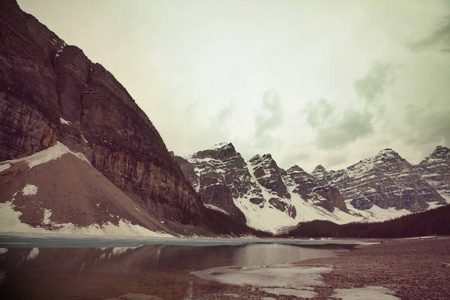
{"left": 316, "top": 148, "right": 446, "bottom": 211}
{"left": 177, "top": 143, "right": 360, "bottom": 233}
{"left": 177, "top": 143, "right": 450, "bottom": 233}
{"left": 417, "top": 146, "right": 450, "bottom": 203}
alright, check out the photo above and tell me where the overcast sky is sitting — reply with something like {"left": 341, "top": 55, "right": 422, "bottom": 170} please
{"left": 18, "top": 0, "right": 450, "bottom": 172}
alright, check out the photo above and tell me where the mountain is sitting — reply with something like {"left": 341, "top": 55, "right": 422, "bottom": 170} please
{"left": 0, "top": 1, "right": 258, "bottom": 236}
{"left": 417, "top": 146, "right": 450, "bottom": 203}
{"left": 178, "top": 144, "right": 450, "bottom": 233}
{"left": 0, "top": 143, "right": 174, "bottom": 236}
{"left": 320, "top": 148, "right": 446, "bottom": 212}
{"left": 177, "top": 143, "right": 361, "bottom": 233}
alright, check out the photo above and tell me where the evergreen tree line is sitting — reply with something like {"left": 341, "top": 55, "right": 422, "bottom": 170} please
{"left": 282, "top": 204, "right": 450, "bottom": 238}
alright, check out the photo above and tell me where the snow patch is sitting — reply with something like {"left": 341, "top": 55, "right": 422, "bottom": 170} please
{"left": 0, "top": 163, "right": 11, "bottom": 173}
{"left": 42, "top": 209, "right": 52, "bottom": 225}
{"left": 0, "top": 201, "right": 172, "bottom": 238}
{"left": 0, "top": 142, "right": 90, "bottom": 169}
{"left": 212, "top": 142, "right": 230, "bottom": 149}
{"left": 332, "top": 286, "right": 399, "bottom": 299}
{"left": 26, "top": 248, "right": 39, "bottom": 261}
{"left": 111, "top": 247, "right": 139, "bottom": 256}
{"left": 261, "top": 287, "right": 316, "bottom": 298}
{"left": 203, "top": 203, "right": 230, "bottom": 215}
{"left": 0, "top": 248, "right": 8, "bottom": 255}
{"left": 351, "top": 205, "right": 412, "bottom": 222}
{"left": 60, "top": 117, "right": 72, "bottom": 126}
{"left": 22, "top": 184, "right": 38, "bottom": 196}
{"left": 192, "top": 264, "right": 331, "bottom": 298}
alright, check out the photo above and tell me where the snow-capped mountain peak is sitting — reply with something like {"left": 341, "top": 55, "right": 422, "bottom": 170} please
{"left": 175, "top": 144, "right": 450, "bottom": 234}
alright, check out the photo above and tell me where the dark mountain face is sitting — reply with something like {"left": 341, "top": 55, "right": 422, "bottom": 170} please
{"left": 0, "top": 1, "right": 209, "bottom": 228}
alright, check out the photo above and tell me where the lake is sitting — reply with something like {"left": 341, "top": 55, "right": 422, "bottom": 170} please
{"left": 0, "top": 234, "right": 359, "bottom": 299}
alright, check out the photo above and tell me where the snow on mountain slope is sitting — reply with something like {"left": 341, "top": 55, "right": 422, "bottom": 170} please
{"left": 320, "top": 148, "right": 445, "bottom": 212}
{"left": 418, "top": 146, "right": 450, "bottom": 203}
{"left": 178, "top": 143, "right": 450, "bottom": 234}
{"left": 182, "top": 143, "right": 361, "bottom": 234}
{"left": 0, "top": 142, "right": 174, "bottom": 237}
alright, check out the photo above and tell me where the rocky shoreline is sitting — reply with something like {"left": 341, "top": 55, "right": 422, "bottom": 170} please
{"left": 311, "top": 236, "right": 450, "bottom": 299}
{"left": 195, "top": 237, "right": 450, "bottom": 299}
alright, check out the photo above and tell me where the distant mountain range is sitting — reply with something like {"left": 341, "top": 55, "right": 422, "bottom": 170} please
{"left": 175, "top": 143, "right": 450, "bottom": 233}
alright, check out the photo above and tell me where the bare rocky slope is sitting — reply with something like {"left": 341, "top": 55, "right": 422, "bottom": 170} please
{"left": 178, "top": 143, "right": 450, "bottom": 233}
{"left": 0, "top": 0, "right": 257, "bottom": 236}
{"left": 0, "top": 143, "right": 177, "bottom": 236}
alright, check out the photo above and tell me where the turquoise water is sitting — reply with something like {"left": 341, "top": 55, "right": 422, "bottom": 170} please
{"left": 0, "top": 233, "right": 359, "bottom": 248}
{"left": 0, "top": 234, "right": 358, "bottom": 299}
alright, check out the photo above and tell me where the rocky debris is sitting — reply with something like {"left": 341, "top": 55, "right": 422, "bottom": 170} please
{"left": 0, "top": 143, "right": 174, "bottom": 235}
{"left": 299, "top": 237, "right": 450, "bottom": 300}
{"left": 0, "top": 1, "right": 212, "bottom": 229}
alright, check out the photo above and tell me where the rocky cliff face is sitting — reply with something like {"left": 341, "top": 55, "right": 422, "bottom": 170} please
{"left": 176, "top": 143, "right": 253, "bottom": 224}
{"left": 0, "top": 1, "right": 206, "bottom": 226}
{"left": 284, "top": 165, "right": 348, "bottom": 213}
{"left": 418, "top": 146, "right": 450, "bottom": 203}
{"left": 320, "top": 149, "right": 446, "bottom": 212}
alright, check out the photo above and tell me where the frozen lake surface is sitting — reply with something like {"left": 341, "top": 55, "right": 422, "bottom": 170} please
{"left": 0, "top": 234, "right": 364, "bottom": 299}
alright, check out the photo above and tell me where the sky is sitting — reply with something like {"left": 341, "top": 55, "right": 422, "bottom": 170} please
{"left": 18, "top": 0, "right": 450, "bottom": 172}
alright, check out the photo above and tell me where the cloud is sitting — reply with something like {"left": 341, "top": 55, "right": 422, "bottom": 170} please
{"left": 255, "top": 89, "right": 283, "bottom": 139}
{"left": 305, "top": 98, "right": 374, "bottom": 150}
{"left": 215, "top": 101, "right": 236, "bottom": 128}
{"left": 315, "top": 109, "right": 374, "bottom": 149}
{"left": 353, "top": 62, "right": 397, "bottom": 103}
{"left": 408, "top": 16, "right": 450, "bottom": 53}
{"left": 401, "top": 104, "right": 450, "bottom": 146}
{"left": 305, "top": 98, "right": 334, "bottom": 129}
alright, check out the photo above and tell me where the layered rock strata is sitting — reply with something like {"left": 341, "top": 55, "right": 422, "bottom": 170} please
{"left": 318, "top": 149, "right": 446, "bottom": 211}
{"left": 0, "top": 1, "right": 205, "bottom": 226}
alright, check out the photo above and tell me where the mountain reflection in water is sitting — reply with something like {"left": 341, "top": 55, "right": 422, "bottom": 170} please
{"left": 0, "top": 240, "right": 355, "bottom": 300}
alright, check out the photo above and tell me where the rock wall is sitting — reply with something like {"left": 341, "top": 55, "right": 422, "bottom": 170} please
{"left": 0, "top": 0, "right": 204, "bottom": 224}
{"left": 320, "top": 149, "right": 445, "bottom": 212}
